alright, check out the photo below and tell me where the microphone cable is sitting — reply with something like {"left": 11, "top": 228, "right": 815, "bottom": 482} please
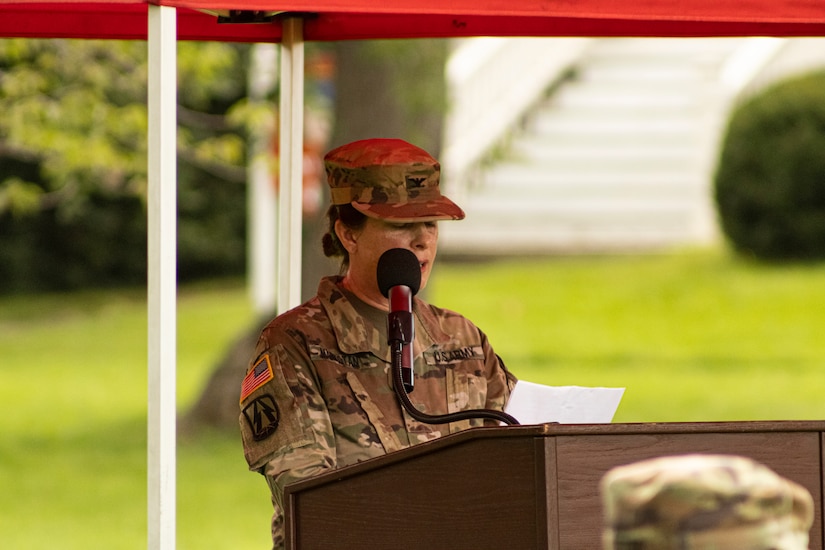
{"left": 391, "top": 356, "right": 520, "bottom": 426}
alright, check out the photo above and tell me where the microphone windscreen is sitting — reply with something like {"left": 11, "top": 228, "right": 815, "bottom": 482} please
{"left": 377, "top": 248, "right": 422, "bottom": 298}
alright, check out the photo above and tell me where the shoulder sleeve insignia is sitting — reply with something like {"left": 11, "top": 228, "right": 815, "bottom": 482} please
{"left": 242, "top": 395, "right": 280, "bottom": 441}
{"left": 240, "top": 355, "right": 274, "bottom": 404}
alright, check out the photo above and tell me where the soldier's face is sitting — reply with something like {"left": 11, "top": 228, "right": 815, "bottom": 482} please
{"left": 341, "top": 216, "right": 439, "bottom": 306}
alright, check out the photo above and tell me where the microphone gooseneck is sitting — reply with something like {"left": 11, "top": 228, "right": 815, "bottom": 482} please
{"left": 376, "top": 248, "right": 519, "bottom": 426}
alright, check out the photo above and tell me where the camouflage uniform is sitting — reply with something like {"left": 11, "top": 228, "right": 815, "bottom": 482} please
{"left": 601, "top": 454, "right": 815, "bottom": 550}
{"left": 240, "top": 276, "right": 516, "bottom": 549}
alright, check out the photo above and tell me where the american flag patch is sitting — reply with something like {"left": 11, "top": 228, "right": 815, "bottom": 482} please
{"left": 240, "top": 355, "right": 273, "bottom": 404}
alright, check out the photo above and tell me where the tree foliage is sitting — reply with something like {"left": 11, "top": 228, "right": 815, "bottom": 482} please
{"left": 0, "top": 40, "right": 149, "bottom": 217}
{"left": 0, "top": 39, "right": 254, "bottom": 291}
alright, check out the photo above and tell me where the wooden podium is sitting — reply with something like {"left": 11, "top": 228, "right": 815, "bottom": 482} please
{"left": 284, "top": 421, "right": 825, "bottom": 549}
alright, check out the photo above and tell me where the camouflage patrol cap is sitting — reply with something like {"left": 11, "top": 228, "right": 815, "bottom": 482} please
{"left": 601, "top": 454, "right": 814, "bottom": 550}
{"left": 323, "top": 138, "right": 465, "bottom": 223}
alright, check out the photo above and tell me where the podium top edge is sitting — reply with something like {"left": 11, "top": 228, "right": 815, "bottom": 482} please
{"left": 285, "top": 420, "right": 825, "bottom": 495}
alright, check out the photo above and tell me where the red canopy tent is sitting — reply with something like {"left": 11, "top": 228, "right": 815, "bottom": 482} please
{"left": 1, "top": 1, "right": 823, "bottom": 548}
{"left": 1, "top": 0, "right": 824, "bottom": 40}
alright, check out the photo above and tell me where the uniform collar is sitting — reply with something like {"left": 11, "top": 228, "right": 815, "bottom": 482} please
{"left": 317, "top": 276, "right": 450, "bottom": 360}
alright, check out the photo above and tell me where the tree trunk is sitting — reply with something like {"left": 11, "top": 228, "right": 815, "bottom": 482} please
{"left": 179, "top": 314, "right": 272, "bottom": 437}
{"left": 329, "top": 39, "right": 447, "bottom": 155}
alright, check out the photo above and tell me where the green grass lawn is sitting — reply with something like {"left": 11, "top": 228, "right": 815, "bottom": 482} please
{"left": 0, "top": 281, "right": 271, "bottom": 549}
{"left": 1, "top": 247, "right": 823, "bottom": 548}
{"left": 431, "top": 247, "right": 825, "bottom": 423}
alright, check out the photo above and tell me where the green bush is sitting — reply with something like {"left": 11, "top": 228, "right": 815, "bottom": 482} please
{"left": 713, "top": 70, "right": 825, "bottom": 261}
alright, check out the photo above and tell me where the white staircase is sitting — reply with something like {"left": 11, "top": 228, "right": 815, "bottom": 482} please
{"left": 439, "top": 38, "right": 767, "bottom": 256}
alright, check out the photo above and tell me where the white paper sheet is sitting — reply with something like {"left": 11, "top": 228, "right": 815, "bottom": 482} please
{"left": 504, "top": 380, "right": 624, "bottom": 425}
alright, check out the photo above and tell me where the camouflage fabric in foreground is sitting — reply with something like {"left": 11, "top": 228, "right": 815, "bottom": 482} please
{"left": 601, "top": 454, "right": 814, "bottom": 550}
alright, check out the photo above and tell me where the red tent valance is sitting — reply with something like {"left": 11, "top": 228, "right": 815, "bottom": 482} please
{"left": 0, "top": 0, "right": 824, "bottom": 41}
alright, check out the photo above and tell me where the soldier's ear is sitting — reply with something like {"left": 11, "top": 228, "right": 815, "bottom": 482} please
{"left": 334, "top": 219, "right": 358, "bottom": 254}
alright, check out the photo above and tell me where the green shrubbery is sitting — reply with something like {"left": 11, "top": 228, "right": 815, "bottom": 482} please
{"left": 714, "top": 70, "right": 825, "bottom": 261}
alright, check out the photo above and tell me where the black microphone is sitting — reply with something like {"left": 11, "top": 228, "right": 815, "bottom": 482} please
{"left": 377, "top": 248, "right": 421, "bottom": 393}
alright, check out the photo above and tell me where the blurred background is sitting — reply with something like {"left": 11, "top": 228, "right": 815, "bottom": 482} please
{"left": 1, "top": 36, "right": 824, "bottom": 548}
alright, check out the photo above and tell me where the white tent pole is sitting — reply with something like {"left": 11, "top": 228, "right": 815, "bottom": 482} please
{"left": 277, "top": 17, "right": 305, "bottom": 314}
{"left": 147, "top": 5, "right": 177, "bottom": 550}
{"left": 248, "top": 43, "right": 279, "bottom": 316}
